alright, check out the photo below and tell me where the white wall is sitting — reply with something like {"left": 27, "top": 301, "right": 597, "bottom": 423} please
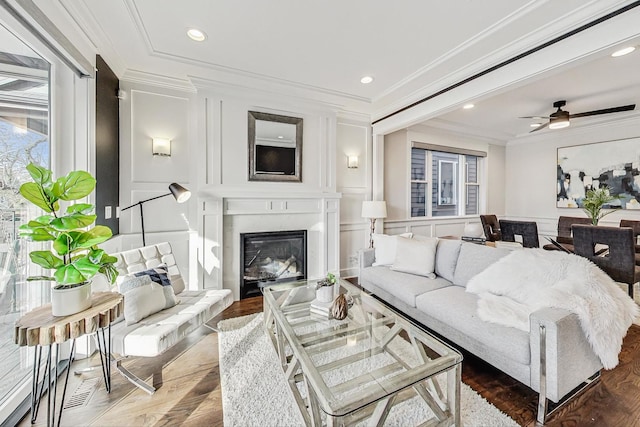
{"left": 505, "top": 117, "right": 640, "bottom": 236}
{"left": 118, "top": 80, "right": 196, "bottom": 285}
{"left": 336, "top": 119, "right": 370, "bottom": 278}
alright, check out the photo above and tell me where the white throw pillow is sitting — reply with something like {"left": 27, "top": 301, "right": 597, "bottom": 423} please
{"left": 123, "top": 281, "right": 168, "bottom": 325}
{"left": 372, "top": 233, "right": 412, "bottom": 266}
{"left": 391, "top": 236, "right": 438, "bottom": 278}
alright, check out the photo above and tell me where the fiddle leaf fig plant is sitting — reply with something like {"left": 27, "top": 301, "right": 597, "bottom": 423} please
{"left": 19, "top": 163, "right": 118, "bottom": 288}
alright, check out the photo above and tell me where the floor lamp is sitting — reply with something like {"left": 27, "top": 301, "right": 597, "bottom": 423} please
{"left": 362, "top": 201, "right": 387, "bottom": 248}
{"left": 121, "top": 183, "right": 191, "bottom": 246}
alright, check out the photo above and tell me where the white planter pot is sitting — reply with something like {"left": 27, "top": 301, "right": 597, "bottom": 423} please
{"left": 316, "top": 284, "right": 335, "bottom": 303}
{"left": 51, "top": 282, "right": 92, "bottom": 317}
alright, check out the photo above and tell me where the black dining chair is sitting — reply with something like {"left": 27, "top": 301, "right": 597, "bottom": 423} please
{"left": 619, "top": 219, "right": 640, "bottom": 266}
{"left": 498, "top": 219, "right": 540, "bottom": 248}
{"left": 573, "top": 224, "right": 640, "bottom": 298}
{"left": 542, "top": 216, "right": 592, "bottom": 252}
{"left": 480, "top": 215, "right": 502, "bottom": 242}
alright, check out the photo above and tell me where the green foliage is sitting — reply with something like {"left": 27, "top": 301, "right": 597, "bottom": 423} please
{"left": 582, "top": 187, "right": 619, "bottom": 225}
{"left": 19, "top": 163, "right": 118, "bottom": 288}
{"left": 316, "top": 272, "right": 337, "bottom": 289}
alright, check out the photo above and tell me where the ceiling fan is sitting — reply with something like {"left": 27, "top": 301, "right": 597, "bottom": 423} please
{"left": 521, "top": 100, "right": 636, "bottom": 132}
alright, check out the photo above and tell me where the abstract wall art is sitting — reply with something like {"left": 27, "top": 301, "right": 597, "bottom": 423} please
{"left": 557, "top": 137, "right": 640, "bottom": 210}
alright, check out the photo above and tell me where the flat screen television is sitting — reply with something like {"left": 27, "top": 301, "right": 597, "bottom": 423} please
{"left": 255, "top": 145, "right": 296, "bottom": 175}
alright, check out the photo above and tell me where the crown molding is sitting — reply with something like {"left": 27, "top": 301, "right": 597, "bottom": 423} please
{"left": 120, "top": 69, "right": 196, "bottom": 92}
{"left": 190, "top": 75, "right": 367, "bottom": 115}
{"left": 409, "top": 120, "right": 510, "bottom": 145}
{"left": 57, "top": 0, "right": 127, "bottom": 77}
{"left": 122, "top": 0, "right": 370, "bottom": 108}
{"left": 372, "top": 0, "right": 635, "bottom": 121}
{"left": 375, "top": 0, "right": 552, "bottom": 103}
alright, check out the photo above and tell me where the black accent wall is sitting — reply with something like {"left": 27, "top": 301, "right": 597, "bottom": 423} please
{"left": 95, "top": 55, "right": 119, "bottom": 234}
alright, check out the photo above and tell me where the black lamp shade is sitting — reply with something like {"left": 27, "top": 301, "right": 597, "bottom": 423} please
{"left": 169, "top": 183, "right": 191, "bottom": 203}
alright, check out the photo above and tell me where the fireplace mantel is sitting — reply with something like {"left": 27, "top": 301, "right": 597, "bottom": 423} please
{"left": 198, "top": 189, "right": 341, "bottom": 300}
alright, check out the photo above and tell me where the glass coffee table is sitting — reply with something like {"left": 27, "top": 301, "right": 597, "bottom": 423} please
{"left": 262, "top": 278, "right": 462, "bottom": 426}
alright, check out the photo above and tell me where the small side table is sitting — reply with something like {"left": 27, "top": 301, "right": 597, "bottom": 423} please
{"left": 14, "top": 292, "right": 123, "bottom": 427}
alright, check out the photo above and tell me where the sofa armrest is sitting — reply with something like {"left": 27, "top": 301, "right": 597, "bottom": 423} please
{"left": 358, "top": 248, "right": 375, "bottom": 286}
{"left": 358, "top": 248, "right": 375, "bottom": 269}
{"left": 529, "top": 307, "right": 602, "bottom": 403}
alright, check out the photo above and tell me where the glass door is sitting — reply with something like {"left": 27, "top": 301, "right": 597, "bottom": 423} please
{"left": 0, "top": 21, "right": 51, "bottom": 411}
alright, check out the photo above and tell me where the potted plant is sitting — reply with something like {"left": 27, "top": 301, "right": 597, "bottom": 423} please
{"left": 581, "top": 187, "right": 619, "bottom": 225}
{"left": 19, "top": 163, "right": 118, "bottom": 316}
{"left": 316, "top": 272, "right": 337, "bottom": 303}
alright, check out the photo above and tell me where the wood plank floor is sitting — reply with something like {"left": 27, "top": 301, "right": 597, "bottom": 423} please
{"left": 18, "top": 295, "right": 640, "bottom": 427}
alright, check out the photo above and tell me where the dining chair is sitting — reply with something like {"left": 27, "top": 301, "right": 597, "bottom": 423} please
{"left": 619, "top": 219, "right": 640, "bottom": 266}
{"left": 480, "top": 214, "right": 502, "bottom": 242}
{"left": 542, "top": 216, "right": 592, "bottom": 252}
{"left": 498, "top": 219, "right": 540, "bottom": 248}
{"left": 573, "top": 224, "right": 639, "bottom": 298}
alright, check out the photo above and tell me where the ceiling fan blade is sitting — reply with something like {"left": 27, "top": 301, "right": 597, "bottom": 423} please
{"left": 569, "top": 104, "right": 635, "bottom": 119}
{"left": 529, "top": 121, "right": 550, "bottom": 133}
{"left": 519, "top": 116, "right": 549, "bottom": 119}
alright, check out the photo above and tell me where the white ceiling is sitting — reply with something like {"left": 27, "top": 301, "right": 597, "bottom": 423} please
{"left": 57, "top": 0, "right": 640, "bottom": 137}
{"left": 430, "top": 39, "right": 640, "bottom": 140}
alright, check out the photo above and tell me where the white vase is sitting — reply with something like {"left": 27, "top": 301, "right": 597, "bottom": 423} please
{"left": 51, "top": 281, "right": 92, "bottom": 317}
{"left": 316, "top": 284, "right": 335, "bottom": 303}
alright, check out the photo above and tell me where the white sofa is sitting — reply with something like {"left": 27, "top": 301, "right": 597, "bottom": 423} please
{"left": 359, "top": 239, "right": 603, "bottom": 424}
{"left": 103, "top": 242, "right": 233, "bottom": 393}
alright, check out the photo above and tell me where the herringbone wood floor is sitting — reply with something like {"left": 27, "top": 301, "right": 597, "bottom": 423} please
{"left": 18, "top": 295, "right": 640, "bottom": 427}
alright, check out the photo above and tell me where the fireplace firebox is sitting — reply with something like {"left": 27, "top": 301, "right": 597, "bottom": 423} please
{"left": 240, "top": 230, "right": 307, "bottom": 299}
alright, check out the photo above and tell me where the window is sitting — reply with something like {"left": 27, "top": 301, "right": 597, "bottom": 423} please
{"left": 410, "top": 145, "right": 484, "bottom": 218}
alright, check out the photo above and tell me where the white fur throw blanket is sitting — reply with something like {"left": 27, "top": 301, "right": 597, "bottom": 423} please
{"left": 466, "top": 249, "right": 639, "bottom": 369}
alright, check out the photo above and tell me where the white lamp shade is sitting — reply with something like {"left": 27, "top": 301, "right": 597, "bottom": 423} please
{"left": 362, "top": 201, "right": 387, "bottom": 219}
{"left": 152, "top": 138, "right": 171, "bottom": 156}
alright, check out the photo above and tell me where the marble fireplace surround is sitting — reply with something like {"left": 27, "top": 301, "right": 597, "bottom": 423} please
{"left": 199, "top": 190, "right": 341, "bottom": 300}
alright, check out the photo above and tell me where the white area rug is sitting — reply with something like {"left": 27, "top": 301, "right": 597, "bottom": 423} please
{"left": 218, "top": 313, "right": 518, "bottom": 427}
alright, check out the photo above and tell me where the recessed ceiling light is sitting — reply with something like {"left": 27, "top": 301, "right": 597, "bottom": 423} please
{"left": 187, "top": 28, "right": 206, "bottom": 42}
{"left": 463, "top": 103, "right": 474, "bottom": 109}
{"left": 360, "top": 76, "right": 374, "bottom": 84}
{"left": 530, "top": 123, "right": 541, "bottom": 128}
{"left": 611, "top": 46, "right": 635, "bottom": 57}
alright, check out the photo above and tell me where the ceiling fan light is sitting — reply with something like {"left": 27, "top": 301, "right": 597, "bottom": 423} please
{"left": 549, "top": 117, "right": 570, "bottom": 129}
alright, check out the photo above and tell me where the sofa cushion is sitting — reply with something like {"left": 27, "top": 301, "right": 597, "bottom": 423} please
{"left": 453, "top": 243, "right": 512, "bottom": 287}
{"left": 415, "top": 286, "right": 530, "bottom": 365}
{"left": 122, "top": 281, "right": 168, "bottom": 325}
{"left": 120, "top": 270, "right": 179, "bottom": 310}
{"left": 391, "top": 236, "right": 438, "bottom": 278}
{"left": 372, "top": 233, "right": 412, "bottom": 266}
{"left": 435, "top": 239, "right": 462, "bottom": 282}
{"left": 360, "top": 266, "right": 451, "bottom": 307}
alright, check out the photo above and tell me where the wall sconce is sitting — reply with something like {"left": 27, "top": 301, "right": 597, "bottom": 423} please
{"left": 152, "top": 138, "right": 171, "bottom": 156}
{"left": 347, "top": 155, "right": 359, "bottom": 169}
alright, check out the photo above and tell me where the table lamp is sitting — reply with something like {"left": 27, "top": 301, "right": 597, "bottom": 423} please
{"left": 362, "top": 201, "right": 387, "bottom": 248}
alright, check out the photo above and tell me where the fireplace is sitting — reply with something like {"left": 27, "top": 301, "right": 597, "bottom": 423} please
{"left": 240, "top": 230, "right": 307, "bottom": 299}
